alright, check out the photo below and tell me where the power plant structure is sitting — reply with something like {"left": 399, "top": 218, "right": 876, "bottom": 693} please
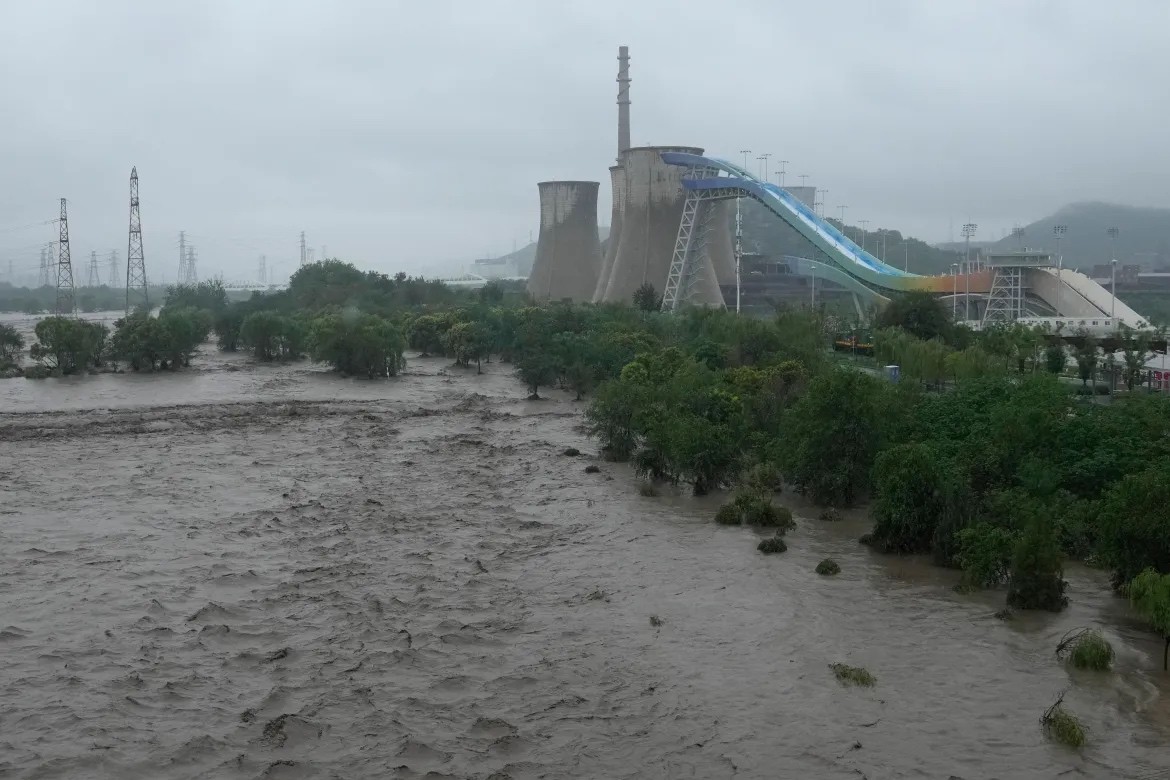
{"left": 521, "top": 45, "right": 1148, "bottom": 326}
{"left": 601, "top": 145, "right": 723, "bottom": 306}
{"left": 526, "top": 180, "right": 603, "bottom": 302}
{"left": 592, "top": 165, "right": 625, "bottom": 302}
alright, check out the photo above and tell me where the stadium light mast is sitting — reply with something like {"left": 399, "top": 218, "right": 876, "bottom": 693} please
{"left": 1053, "top": 224, "right": 1067, "bottom": 284}
{"left": 1108, "top": 226, "right": 1120, "bottom": 321}
{"left": 739, "top": 149, "right": 751, "bottom": 171}
{"left": 962, "top": 223, "right": 977, "bottom": 322}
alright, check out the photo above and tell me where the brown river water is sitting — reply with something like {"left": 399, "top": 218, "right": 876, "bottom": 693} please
{"left": 1, "top": 325, "right": 1168, "bottom": 779}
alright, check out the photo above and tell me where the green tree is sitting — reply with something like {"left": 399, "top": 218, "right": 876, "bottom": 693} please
{"left": 164, "top": 280, "right": 228, "bottom": 313}
{"left": 869, "top": 442, "right": 948, "bottom": 553}
{"left": 956, "top": 523, "right": 1018, "bottom": 588}
{"left": 632, "top": 282, "right": 659, "bottom": 312}
{"left": 783, "top": 369, "right": 888, "bottom": 506}
{"left": 1044, "top": 341, "right": 1066, "bottom": 374}
{"left": 1006, "top": 513, "right": 1068, "bottom": 612}
{"left": 1119, "top": 328, "right": 1151, "bottom": 391}
{"left": 0, "top": 323, "right": 23, "bottom": 367}
{"left": 28, "top": 317, "right": 107, "bottom": 374}
{"left": 309, "top": 311, "right": 406, "bottom": 378}
{"left": 442, "top": 320, "right": 491, "bottom": 371}
{"left": 1074, "top": 330, "right": 1098, "bottom": 388}
{"left": 1098, "top": 460, "right": 1170, "bottom": 586}
{"left": 408, "top": 314, "right": 450, "bottom": 356}
{"left": 876, "top": 291, "right": 951, "bottom": 342}
{"left": 1129, "top": 568, "right": 1170, "bottom": 670}
{"left": 157, "top": 307, "right": 212, "bottom": 368}
{"left": 240, "top": 310, "right": 286, "bottom": 361}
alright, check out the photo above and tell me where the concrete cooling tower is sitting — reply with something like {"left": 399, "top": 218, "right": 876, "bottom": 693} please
{"left": 526, "top": 181, "right": 602, "bottom": 303}
{"left": 707, "top": 200, "right": 736, "bottom": 289}
{"left": 592, "top": 165, "right": 625, "bottom": 302}
{"left": 602, "top": 146, "right": 704, "bottom": 304}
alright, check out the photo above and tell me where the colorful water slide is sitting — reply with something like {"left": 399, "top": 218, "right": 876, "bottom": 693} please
{"left": 659, "top": 151, "right": 991, "bottom": 297}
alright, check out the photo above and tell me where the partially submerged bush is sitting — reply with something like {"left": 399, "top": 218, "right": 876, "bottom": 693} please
{"left": 562, "top": 447, "right": 581, "bottom": 457}
{"left": 830, "top": 663, "right": 875, "bottom": 687}
{"left": 757, "top": 536, "right": 787, "bottom": 554}
{"left": 1041, "top": 693, "right": 1086, "bottom": 747}
{"left": 715, "top": 504, "right": 740, "bottom": 525}
{"left": 816, "top": 558, "right": 841, "bottom": 576}
{"left": 1057, "top": 628, "right": 1114, "bottom": 671}
{"left": 956, "top": 523, "right": 1018, "bottom": 589}
{"left": 819, "top": 508, "right": 842, "bottom": 522}
{"left": 714, "top": 493, "right": 795, "bottom": 529}
{"left": 638, "top": 482, "right": 659, "bottom": 498}
{"left": 584, "top": 464, "right": 600, "bottom": 474}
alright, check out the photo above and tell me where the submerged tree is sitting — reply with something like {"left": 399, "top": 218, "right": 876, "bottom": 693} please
{"left": 1129, "top": 568, "right": 1170, "bottom": 670}
{"left": 1007, "top": 513, "right": 1068, "bottom": 612}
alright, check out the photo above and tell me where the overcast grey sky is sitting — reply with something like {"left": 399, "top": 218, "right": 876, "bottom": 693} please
{"left": 1, "top": 0, "right": 1166, "bottom": 284}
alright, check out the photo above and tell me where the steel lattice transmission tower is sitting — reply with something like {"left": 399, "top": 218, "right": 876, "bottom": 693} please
{"left": 107, "top": 250, "right": 119, "bottom": 287}
{"left": 87, "top": 250, "right": 101, "bottom": 287}
{"left": 258, "top": 255, "right": 267, "bottom": 285}
{"left": 178, "top": 230, "right": 187, "bottom": 284}
{"left": 39, "top": 245, "right": 51, "bottom": 287}
{"left": 184, "top": 245, "right": 197, "bottom": 284}
{"left": 56, "top": 198, "right": 77, "bottom": 315}
{"left": 299, "top": 231, "right": 307, "bottom": 267}
{"left": 126, "top": 167, "right": 149, "bottom": 313}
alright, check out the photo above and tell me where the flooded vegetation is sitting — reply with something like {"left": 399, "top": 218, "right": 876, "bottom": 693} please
{"left": 2, "top": 272, "right": 1169, "bottom": 778}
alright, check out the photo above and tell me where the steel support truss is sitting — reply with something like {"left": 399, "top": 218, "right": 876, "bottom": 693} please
{"left": 981, "top": 265, "right": 1026, "bottom": 326}
{"left": 662, "top": 165, "right": 731, "bottom": 310}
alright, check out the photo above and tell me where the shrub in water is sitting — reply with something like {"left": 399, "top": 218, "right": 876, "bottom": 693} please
{"left": 584, "top": 464, "right": 600, "bottom": 474}
{"left": 1057, "top": 628, "right": 1114, "bottom": 671}
{"left": 757, "top": 536, "right": 787, "bottom": 554}
{"left": 829, "top": 663, "right": 875, "bottom": 687}
{"left": 1041, "top": 694, "right": 1086, "bottom": 747}
{"left": 819, "top": 507, "right": 842, "bottom": 522}
{"left": 638, "top": 482, "right": 659, "bottom": 498}
{"left": 714, "top": 504, "right": 740, "bottom": 525}
{"left": 816, "top": 558, "right": 841, "bottom": 576}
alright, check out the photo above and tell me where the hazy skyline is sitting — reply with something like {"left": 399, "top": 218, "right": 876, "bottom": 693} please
{"left": 1, "top": 0, "right": 1167, "bottom": 284}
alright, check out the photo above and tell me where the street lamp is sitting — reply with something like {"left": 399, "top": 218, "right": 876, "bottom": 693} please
{"left": 739, "top": 149, "right": 752, "bottom": 172}
{"left": 778, "top": 160, "right": 788, "bottom": 187}
{"left": 799, "top": 174, "right": 809, "bottom": 188}
{"left": 757, "top": 152, "right": 771, "bottom": 180}
{"left": 962, "top": 223, "right": 977, "bottom": 322}
{"left": 838, "top": 204, "right": 847, "bottom": 225}
{"left": 1108, "top": 226, "right": 1120, "bottom": 321}
{"left": 815, "top": 189, "right": 828, "bottom": 218}
{"left": 1053, "top": 224, "right": 1067, "bottom": 283}
{"left": 859, "top": 219, "right": 870, "bottom": 252}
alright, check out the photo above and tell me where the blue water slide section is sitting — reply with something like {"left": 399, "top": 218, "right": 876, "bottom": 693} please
{"left": 660, "top": 152, "right": 918, "bottom": 285}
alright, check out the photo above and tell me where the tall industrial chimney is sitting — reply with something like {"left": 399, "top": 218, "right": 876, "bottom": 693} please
{"left": 527, "top": 181, "right": 603, "bottom": 303}
{"left": 617, "top": 46, "right": 630, "bottom": 162}
{"left": 602, "top": 146, "right": 704, "bottom": 304}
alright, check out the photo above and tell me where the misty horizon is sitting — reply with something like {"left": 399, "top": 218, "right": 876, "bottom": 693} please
{"left": 1, "top": 0, "right": 1167, "bottom": 284}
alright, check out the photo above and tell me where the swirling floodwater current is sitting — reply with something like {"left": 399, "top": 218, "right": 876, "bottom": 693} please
{"left": 1, "top": 346, "right": 1167, "bottom": 779}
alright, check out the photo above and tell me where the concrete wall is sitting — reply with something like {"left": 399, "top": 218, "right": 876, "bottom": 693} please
{"left": 527, "top": 181, "right": 602, "bottom": 302}
{"left": 602, "top": 146, "right": 703, "bottom": 304}
{"left": 592, "top": 165, "right": 625, "bottom": 302}
{"left": 707, "top": 200, "right": 736, "bottom": 288}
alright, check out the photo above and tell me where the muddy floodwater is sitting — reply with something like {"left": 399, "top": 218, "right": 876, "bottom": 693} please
{"left": 1, "top": 350, "right": 1168, "bottom": 779}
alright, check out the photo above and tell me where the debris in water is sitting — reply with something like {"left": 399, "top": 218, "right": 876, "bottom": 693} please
{"left": 649, "top": 615, "right": 663, "bottom": 627}
{"left": 365, "top": 498, "right": 382, "bottom": 506}
{"left": 830, "top": 663, "right": 876, "bottom": 687}
{"left": 584, "top": 464, "right": 600, "bottom": 474}
{"left": 562, "top": 447, "right": 580, "bottom": 456}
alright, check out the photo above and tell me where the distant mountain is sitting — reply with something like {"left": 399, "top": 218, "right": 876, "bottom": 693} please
{"left": 987, "top": 202, "right": 1170, "bottom": 270}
